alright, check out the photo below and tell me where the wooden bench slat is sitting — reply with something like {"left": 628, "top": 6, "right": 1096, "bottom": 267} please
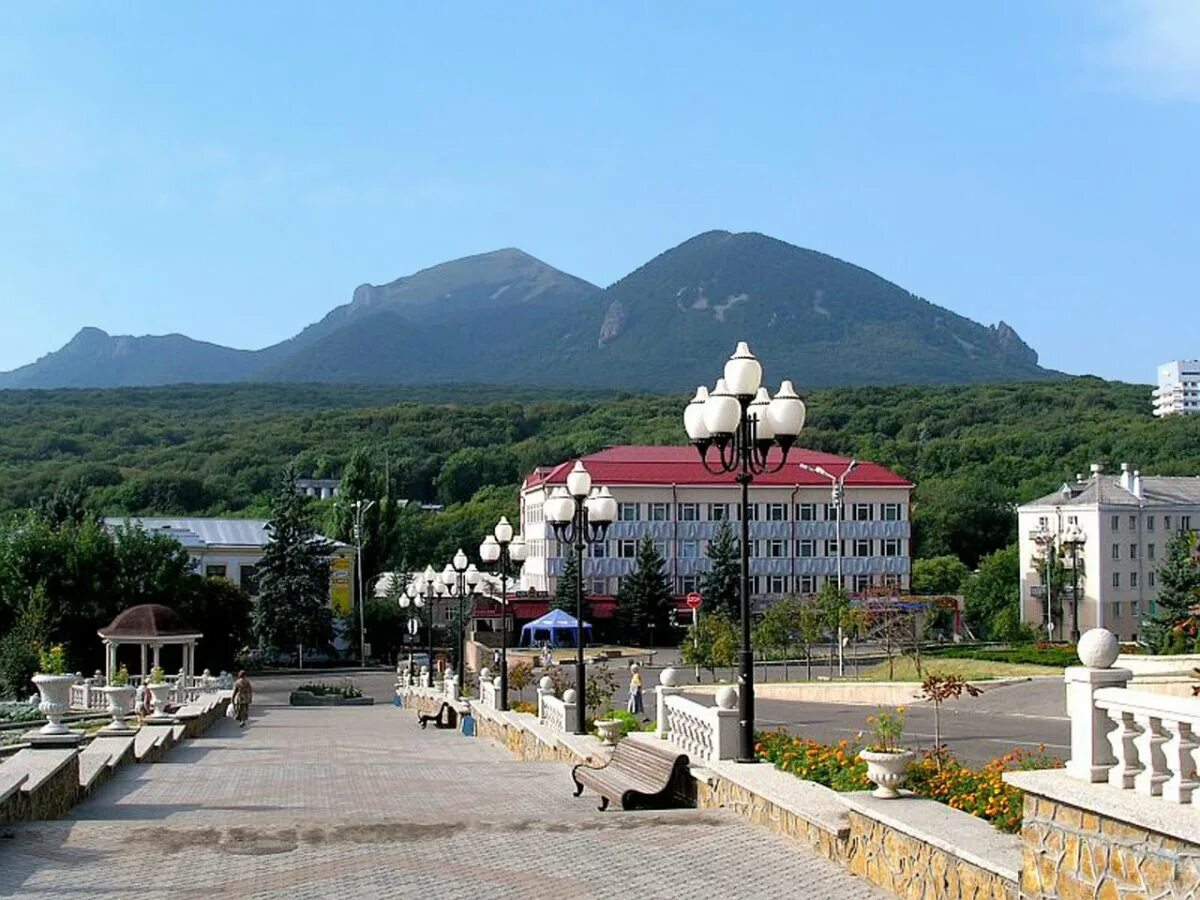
{"left": 570, "top": 738, "right": 690, "bottom": 812}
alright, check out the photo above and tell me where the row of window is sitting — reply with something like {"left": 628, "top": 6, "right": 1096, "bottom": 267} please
{"left": 1109, "top": 513, "right": 1192, "bottom": 532}
{"left": 572, "top": 537, "right": 905, "bottom": 560}
{"left": 1111, "top": 543, "right": 1158, "bottom": 561}
{"left": 586, "top": 573, "right": 901, "bottom": 596}
{"left": 616, "top": 501, "right": 905, "bottom": 523}
{"left": 1111, "top": 571, "right": 1155, "bottom": 589}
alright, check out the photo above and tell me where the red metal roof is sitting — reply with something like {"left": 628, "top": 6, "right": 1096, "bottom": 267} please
{"left": 523, "top": 445, "right": 911, "bottom": 490}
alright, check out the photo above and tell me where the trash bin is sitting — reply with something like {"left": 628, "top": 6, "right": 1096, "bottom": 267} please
{"left": 461, "top": 714, "right": 475, "bottom": 737}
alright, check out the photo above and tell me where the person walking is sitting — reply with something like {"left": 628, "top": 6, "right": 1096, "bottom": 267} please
{"left": 627, "top": 662, "right": 644, "bottom": 720}
{"left": 232, "top": 670, "right": 253, "bottom": 727}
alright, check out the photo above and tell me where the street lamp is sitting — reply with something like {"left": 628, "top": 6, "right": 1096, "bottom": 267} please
{"left": 1033, "top": 524, "right": 1058, "bottom": 641}
{"left": 441, "top": 551, "right": 481, "bottom": 686}
{"left": 1062, "top": 523, "right": 1087, "bottom": 642}
{"left": 349, "top": 499, "right": 376, "bottom": 667}
{"left": 797, "top": 459, "right": 858, "bottom": 676}
{"left": 684, "top": 341, "right": 807, "bottom": 763}
{"left": 480, "top": 516, "right": 527, "bottom": 711}
{"left": 544, "top": 462, "right": 617, "bottom": 735}
{"left": 405, "top": 570, "right": 442, "bottom": 680}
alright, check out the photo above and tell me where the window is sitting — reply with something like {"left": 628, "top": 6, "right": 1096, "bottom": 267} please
{"left": 618, "top": 502, "right": 639, "bottom": 522}
{"left": 591, "top": 541, "right": 608, "bottom": 559}
{"left": 1112, "top": 601, "right": 1121, "bottom": 619}
{"left": 853, "top": 539, "right": 872, "bottom": 557}
{"left": 1150, "top": 572, "right": 1156, "bottom": 587}
{"left": 1067, "top": 515, "right": 1078, "bottom": 525}
{"left": 1130, "top": 515, "right": 1138, "bottom": 530}
{"left": 852, "top": 503, "right": 873, "bottom": 521}
{"left": 766, "top": 502, "right": 788, "bottom": 522}
{"left": 205, "top": 564, "right": 227, "bottom": 579}
{"left": 708, "top": 503, "right": 730, "bottom": 521}
{"left": 1111, "top": 515, "right": 1120, "bottom": 531}
{"left": 853, "top": 575, "right": 871, "bottom": 592}
{"left": 590, "top": 578, "right": 607, "bottom": 595}
{"left": 768, "top": 575, "right": 788, "bottom": 594}
{"left": 798, "top": 575, "right": 817, "bottom": 594}
{"left": 882, "top": 538, "right": 901, "bottom": 557}
{"left": 679, "top": 540, "right": 700, "bottom": 559}
{"left": 649, "top": 502, "right": 670, "bottom": 521}
{"left": 1183, "top": 515, "right": 1193, "bottom": 532}
{"left": 1148, "top": 543, "right": 1156, "bottom": 560}
{"left": 653, "top": 541, "right": 668, "bottom": 558}
{"left": 1131, "top": 600, "right": 1140, "bottom": 617}
{"left": 825, "top": 503, "right": 841, "bottom": 521}
{"left": 618, "top": 540, "right": 637, "bottom": 558}
{"left": 1112, "top": 572, "right": 1120, "bottom": 588}
{"left": 797, "top": 539, "right": 817, "bottom": 558}
{"left": 745, "top": 504, "right": 760, "bottom": 521}
{"left": 1147, "top": 515, "right": 1155, "bottom": 531}
{"left": 1130, "top": 572, "right": 1139, "bottom": 588}
{"left": 825, "top": 539, "right": 841, "bottom": 557}
{"left": 1038, "top": 516, "right": 1048, "bottom": 527}
{"left": 1165, "top": 515, "right": 1172, "bottom": 530}
{"left": 678, "top": 575, "right": 699, "bottom": 594}
{"left": 768, "top": 539, "right": 787, "bottom": 558}
{"left": 882, "top": 503, "right": 902, "bottom": 522}
{"left": 1130, "top": 543, "right": 1138, "bottom": 559}
{"left": 796, "top": 502, "right": 817, "bottom": 521}
{"left": 678, "top": 502, "right": 700, "bottom": 521}
{"left": 238, "top": 565, "right": 258, "bottom": 594}
{"left": 1112, "top": 543, "right": 1120, "bottom": 560}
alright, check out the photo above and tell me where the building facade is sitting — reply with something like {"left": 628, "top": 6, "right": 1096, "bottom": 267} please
{"left": 519, "top": 445, "right": 913, "bottom": 607}
{"left": 1152, "top": 360, "right": 1200, "bottom": 417}
{"left": 1017, "top": 463, "right": 1200, "bottom": 643}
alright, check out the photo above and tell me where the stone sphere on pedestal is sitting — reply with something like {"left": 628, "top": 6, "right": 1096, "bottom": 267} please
{"left": 479, "top": 667, "right": 491, "bottom": 682}
{"left": 538, "top": 676, "right": 553, "bottom": 691}
{"left": 1077, "top": 628, "right": 1119, "bottom": 669}
{"left": 563, "top": 689, "right": 577, "bottom": 704}
{"left": 660, "top": 667, "right": 680, "bottom": 687}
{"left": 715, "top": 685, "right": 738, "bottom": 710}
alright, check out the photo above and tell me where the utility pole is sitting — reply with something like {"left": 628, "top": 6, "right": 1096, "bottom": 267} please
{"left": 352, "top": 499, "right": 375, "bottom": 667}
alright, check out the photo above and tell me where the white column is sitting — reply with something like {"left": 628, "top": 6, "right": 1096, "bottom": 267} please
{"left": 1065, "top": 665, "right": 1132, "bottom": 782}
{"left": 140, "top": 644, "right": 148, "bottom": 680}
{"left": 152, "top": 644, "right": 161, "bottom": 669}
{"left": 654, "top": 668, "right": 684, "bottom": 740}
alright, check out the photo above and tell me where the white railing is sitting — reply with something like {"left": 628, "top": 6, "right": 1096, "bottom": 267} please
{"left": 655, "top": 670, "right": 738, "bottom": 764}
{"left": 479, "top": 678, "right": 499, "bottom": 711}
{"left": 69, "top": 669, "right": 225, "bottom": 710}
{"left": 1066, "top": 627, "right": 1200, "bottom": 803}
{"left": 540, "top": 693, "right": 578, "bottom": 734}
{"left": 68, "top": 677, "right": 109, "bottom": 712}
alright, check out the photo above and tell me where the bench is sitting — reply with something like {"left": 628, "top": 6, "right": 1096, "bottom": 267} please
{"left": 571, "top": 738, "right": 690, "bottom": 811}
{"left": 418, "top": 702, "right": 458, "bottom": 730}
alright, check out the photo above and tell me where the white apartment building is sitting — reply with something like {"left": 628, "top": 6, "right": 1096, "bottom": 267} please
{"left": 520, "top": 445, "right": 913, "bottom": 608}
{"left": 1018, "top": 463, "right": 1200, "bottom": 643}
{"left": 1152, "top": 360, "right": 1200, "bottom": 417}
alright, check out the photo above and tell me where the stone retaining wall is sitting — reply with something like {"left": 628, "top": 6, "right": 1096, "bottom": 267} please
{"left": 0, "top": 753, "right": 79, "bottom": 824}
{"left": 471, "top": 705, "right": 594, "bottom": 765}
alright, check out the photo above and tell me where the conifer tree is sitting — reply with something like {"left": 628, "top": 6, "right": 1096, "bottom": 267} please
{"left": 1145, "top": 531, "right": 1200, "bottom": 652}
{"left": 701, "top": 519, "right": 741, "bottom": 621}
{"left": 552, "top": 548, "right": 581, "bottom": 613}
{"left": 616, "top": 536, "right": 673, "bottom": 642}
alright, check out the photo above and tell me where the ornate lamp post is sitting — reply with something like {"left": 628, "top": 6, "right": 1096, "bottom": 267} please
{"left": 405, "top": 569, "right": 442, "bottom": 679}
{"left": 441, "top": 551, "right": 481, "bottom": 686}
{"left": 400, "top": 579, "right": 427, "bottom": 677}
{"left": 1062, "top": 523, "right": 1087, "bottom": 642}
{"left": 1032, "top": 524, "right": 1058, "bottom": 641}
{"left": 798, "top": 460, "right": 858, "bottom": 676}
{"left": 544, "top": 462, "right": 617, "bottom": 735}
{"left": 684, "top": 341, "right": 807, "bottom": 763}
{"left": 480, "top": 517, "right": 526, "bottom": 711}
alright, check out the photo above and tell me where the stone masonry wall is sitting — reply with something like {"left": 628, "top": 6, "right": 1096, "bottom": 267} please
{"left": 1019, "top": 794, "right": 1200, "bottom": 899}
{"left": 844, "top": 810, "right": 1016, "bottom": 900}
{"left": 0, "top": 755, "right": 79, "bottom": 824}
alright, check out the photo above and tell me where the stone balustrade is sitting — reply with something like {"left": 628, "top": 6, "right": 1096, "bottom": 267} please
{"left": 478, "top": 669, "right": 501, "bottom": 711}
{"left": 538, "top": 680, "right": 579, "bottom": 734}
{"left": 68, "top": 676, "right": 109, "bottom": 712}
{"left": 654, "top": 668, "right": 739, "bottom": 764}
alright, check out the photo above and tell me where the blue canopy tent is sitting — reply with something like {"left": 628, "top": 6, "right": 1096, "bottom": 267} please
{"left": 519, "top": 609, "right": 593, "bottom": 649}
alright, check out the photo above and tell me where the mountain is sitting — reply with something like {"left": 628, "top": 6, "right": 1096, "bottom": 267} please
{"left": 0, "top": 327, "right": 258, "bottom": 389}
{"left": 0, "top": 232, "right": 1055, "bottom": 391}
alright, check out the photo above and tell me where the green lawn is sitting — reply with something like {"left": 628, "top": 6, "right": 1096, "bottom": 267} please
{"left": 856, "top": 656, "right": 1063, "bottom": 682}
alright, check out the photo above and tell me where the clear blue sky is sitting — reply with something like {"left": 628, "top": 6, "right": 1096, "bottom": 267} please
{"left": 2, "top": 2, "right": 1197, "bottom": 383}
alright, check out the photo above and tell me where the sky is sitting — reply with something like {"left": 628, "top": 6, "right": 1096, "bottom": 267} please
{"left": 1, "top": 2, "right": 1198, "bottom": 384}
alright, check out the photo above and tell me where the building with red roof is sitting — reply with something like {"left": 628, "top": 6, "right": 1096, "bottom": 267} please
{"left": 519, "top": 445, "right": 913, "bottom": 612}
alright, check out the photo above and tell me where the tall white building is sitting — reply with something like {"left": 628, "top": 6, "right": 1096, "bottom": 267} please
{"left": 520, "top": 445, "right": 913, "bottom": 610}
{"left": 1017, "top": 463, "right": 1200, "bottom": 643}
{"left": 1152, "top": 360, "right": 1200, "bottom": 417}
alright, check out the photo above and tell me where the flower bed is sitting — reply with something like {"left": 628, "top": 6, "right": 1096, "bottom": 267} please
{"left": 756, "top": 730, "right": 1062, "bottom": 833}
{"left": 289, "top": 681, "right": 373, "bottom": 706}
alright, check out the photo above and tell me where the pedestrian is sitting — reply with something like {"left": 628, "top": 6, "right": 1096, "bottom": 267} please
{"left": 627, "top": 662, "right": 644, "bottom": 719}
{"left": 492, "top": 648, "right": 501, "bottom": 670}
{"left": 232, "top": 669, "right": 253, "bottom": 727}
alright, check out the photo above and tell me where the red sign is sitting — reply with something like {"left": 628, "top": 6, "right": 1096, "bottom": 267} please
{"left": 685, "top": 592, "right": 702, "bottom": 609}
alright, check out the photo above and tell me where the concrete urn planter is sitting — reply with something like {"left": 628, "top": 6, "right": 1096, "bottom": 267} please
{"left": 101, "top": 685, "right": 136, "bottom": 731}
{"left": 32, "top": 673, "right": 76, "bottom": 735}
{"left": 594, "top": 718, "right": 622, "bottom": 747}
{"left": 859, "top": 749, "right": 915, "bottom": 799}
{"left": 146, "top": 681, "right": 173, "bottom": 718}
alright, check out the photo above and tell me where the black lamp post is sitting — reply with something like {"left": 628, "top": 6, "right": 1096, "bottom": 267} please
{"left": 440, "top": 550, "right": 480, "bottom": 687}
{"left": 405, "top": 566, "right": 441, "bottom": 680}
{"left": 1062, "top": 523, "right": 1087, "bottom": 642}
{"left": 684, "top": 341, "right": 807, "bottom": 763}
{"left": 480, "top": 517, "right": 527, "bottom": 711}
{"left": 544, "top": 462, "right": 617, "bottom": 735}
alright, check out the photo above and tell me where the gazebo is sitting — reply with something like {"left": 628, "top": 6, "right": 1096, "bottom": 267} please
{"left": 97, "top": 604, "right": 203, "bottom": 684}
{"left": 519, "top": 609, "right": 592, "bottom": 649}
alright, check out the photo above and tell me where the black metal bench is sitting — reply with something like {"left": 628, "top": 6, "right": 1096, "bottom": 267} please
{"left": 418, "top": 701, "right": 458, "bottom": 730}
{"left": 571, "top": 738, "right": 690, "bottom": 811}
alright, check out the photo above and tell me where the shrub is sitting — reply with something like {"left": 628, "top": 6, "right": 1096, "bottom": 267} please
{"left": 37, "top": 643, "right": 67, "bottom": 675}
{"left": 509, "top": 700, "right": 537, "bottom": 715}
{"left": 0, "top": 632, "right": 40, "bottom": 699}
{"left": 755, "top": 731, "right": 871, "bottom": 792}
{"left": 296, "top": 680, "right": 362, "bottom": 699}
{"left": 926, "top": 646, "right": 1076, "bottom": 667}
{"left": 0, "top": 701, "right": 41, "bottom": 724}
{"left": 598, "top": 709, "right": 651, "bottom": 738}
{"left": 148, "top": 665, "right": 166, "bottom": 685}
{"left": 110, "top": 664, "right": 130, "bottom": 687}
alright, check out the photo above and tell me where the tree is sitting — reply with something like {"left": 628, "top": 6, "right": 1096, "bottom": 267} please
{"left": 911, "top": 555, "right": 970, "bottom": 595}
{"left": 701, "top": 519, "right": 740, "bottom": 621}
{"left": 962, "top": 543, "right": 1021, "bottom": 640}
{"left": 616, "top": 537, "right": 672, "bottom": 643}
{"left": 796, "top": 597, "right": 825, "bottom": 681}
{"left": 918, "top": 672, "right": 981, "bottom": 768}
{"left": 434, "top": 446, "right": 520, "bottom": 506}
{"left": 682, "top": 611, "right": 738, "bottom": 681}
{"left": 816, "top": 581, "right": 849, "bottom": 672}
{"left": 1145, "top": 531, "right": 1200, "bottom": 653}
{"left": 754, "top": 595, "right": 801, "bottom": 681}
{"left": 252, "top": 466, "right": 334, "bottom": 654}
{"left": 325, "top": 447, "right": 402, "bottom": 606}
{"left": 175, "top": 577, "right": 252, "bottom": 671}
{"left": 552, "top": 549, "right": 581, "bottom": 613}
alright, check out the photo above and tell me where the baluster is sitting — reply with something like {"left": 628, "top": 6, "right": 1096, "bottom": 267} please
{"left": 1106, "top": 708, "right": 1143, "bottom": 789}
{"left": 1133, "top": 713, "right": 1169, "bottom": 797}
{"left": 1161, "top": 718, "right": 1199, "bottom": 804}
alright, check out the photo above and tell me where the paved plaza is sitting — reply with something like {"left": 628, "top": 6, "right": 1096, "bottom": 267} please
{"left": 0, "top": 679, "right": 884, "bottom": 899}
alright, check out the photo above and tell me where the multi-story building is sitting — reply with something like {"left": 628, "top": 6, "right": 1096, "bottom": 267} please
{"left": 1018, "top": 463, "right": 1200, "bottom": 643}
{"left": 519, "top": 445, "right": 913, "bottom": 608}
{"left": 1152, "top": 360, "right": 1200, "bottom": 417}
